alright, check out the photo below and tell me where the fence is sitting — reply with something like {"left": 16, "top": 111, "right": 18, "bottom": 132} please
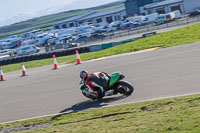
{"left": 0, "top": 46, "right": 89, "bottom": 66}
{"left": 78, "top": 15, "right": 200, "bottom": 45}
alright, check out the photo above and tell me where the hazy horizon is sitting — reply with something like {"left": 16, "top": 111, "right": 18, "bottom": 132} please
{"left": 0, "top": 0, "right": 119, "bottom": 27}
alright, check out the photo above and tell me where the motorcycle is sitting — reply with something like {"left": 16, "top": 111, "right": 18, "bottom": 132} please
{"left": 81, "top": 72, "right": 134, "bottom": 100}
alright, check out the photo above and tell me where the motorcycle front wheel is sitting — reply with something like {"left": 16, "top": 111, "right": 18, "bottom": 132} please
{"left": 82, "top": 92, "right": 97, "bottom": 100}
{"left": 115, "top": 81, "right": 134, "bottom": 95}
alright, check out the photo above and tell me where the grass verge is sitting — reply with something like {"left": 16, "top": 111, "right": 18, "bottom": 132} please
{"left": 1, "top": 22, "right": 200, "bottom": 73}
{"left": 0, "top": 94, "right": 200, "bottom": 132}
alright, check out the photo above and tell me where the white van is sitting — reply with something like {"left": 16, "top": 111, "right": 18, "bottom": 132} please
{"left": 16, "top": 45, "right": 40, "bottom": 56}
{"left": 171, "top": 10, "right": 181, "bottom": 19}
{"left": 0, "top": 49, "right": 16, "bottom": 57}
{"left": 145, "top": 13, "right": 159, "bottom": 22}
{"left": 155, "top": 14, "right": 166, "bottom": 24}
{"left": 125, "top": 16, "right": 147, "bottom": 24}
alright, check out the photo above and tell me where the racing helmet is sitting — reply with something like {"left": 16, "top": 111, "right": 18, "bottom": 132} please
{"left": 80, "top": 70, "right": 88, "bottom": 80}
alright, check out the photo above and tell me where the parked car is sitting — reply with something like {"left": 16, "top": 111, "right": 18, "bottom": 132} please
{"left": 0, "top": 49, "right": 16, "bottom": 57}
{"left": 35, "top": 33, "right": 50, "bottom": 46}
{"left": 74, "top": 36, "right": 88, "bottom": 42}
{"left": 52, "top": 28, "right": 78, "bottom": 36}
{"left": 90, "top": 33, "right": 106, "bottom": 39}
{"left": 145, "top": 13, "right": 159, "bottom": 23}
{"left": 0, "top": 37, "right": 22, "bottom": 49}
{"left": 166, "top": 13, "right": 175, "bottom": 21}
{"left": 20, "top": 39, "right": 37, "bottom": 47}
{"left": 189, "top": 9, "right": 200, "bottom": 17}
{"left": 106, "top": 21, "right": 123, "bottom": 32}
{"left": 73, "top": 33, "right": 90, "bottom": 41}
{"left": 67, "top": 43, "right": 80, "bottom": 48}
{"left": 0, "top": 42, "right": 10, "bottom": 50}
{"left": 124, "top": 16, "right": 147, "bottom": 24}
{"left": 8, "top": 35, "right": 18, "bottom": 39}
{"left": 166, "top": 11, "right": 181, "bottom": 21}
{"left": 173, "top": 10, "right": 182, "bottom": 19}
{"left": 77, "top": 25, "right": 95, "bottom": 33}
{"left": 121, "top": 22, "right": 140, "bottom": 29}
{"left": 16, "top": 45, "right": 40, "bottom": 56}
{"left": 93, "top": 25, "right": 106, "bottom": 33}
{"left": 155, "top": 14, "right": 167, "bottom": 24}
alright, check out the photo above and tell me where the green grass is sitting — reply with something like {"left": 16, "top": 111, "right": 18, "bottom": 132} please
{"left": 1, "top": 22, "right": 200, "bottom": 73}
{"left": 0, "top": 94, "right": 200, "bottom": 132}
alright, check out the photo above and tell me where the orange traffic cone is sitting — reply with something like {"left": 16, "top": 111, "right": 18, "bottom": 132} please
{"left": 21, "top": 63, "right": 28, "bottom": 77}
{"left": 53, "top": 55, "right": 58, "bottom": 69}
{"left": 76, "top": 50, "right": 81, "bottom": 64}
{"left": 0, "top": 67, "right": 5, "bottom": 81}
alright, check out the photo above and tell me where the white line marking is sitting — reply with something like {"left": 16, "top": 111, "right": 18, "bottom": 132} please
{"left": 104, "top": 92, "right": 200, "bottom": 109}
{"left": 59, "top": 64, "right": 70, "bottom": 68}
{"left": 1, "top": 92, "right": 200, "bottom": 125}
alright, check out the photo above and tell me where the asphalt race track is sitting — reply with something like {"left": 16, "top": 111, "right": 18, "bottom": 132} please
{"left": 1, "top": 42, "right": 200, "bottom": 123}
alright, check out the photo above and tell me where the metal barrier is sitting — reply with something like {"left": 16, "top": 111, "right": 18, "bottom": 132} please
{"left": 142, "top": 32, "right": 157, "bottom": 38}
{"left": 78, "top": 15, "right": 200, "bottom": 45}
{"left": 0, "top": 46, "right": 89, "bottom": 66}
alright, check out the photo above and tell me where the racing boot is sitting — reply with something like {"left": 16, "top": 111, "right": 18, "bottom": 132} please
{"left": 105, "top": 89, "right": 114, "bottom": 96}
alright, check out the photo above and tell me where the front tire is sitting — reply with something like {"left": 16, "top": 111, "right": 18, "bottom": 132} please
{"left": 115, "top": 81, "right": 134, "bottom": 95}
{"left": 82, "top": 92, "right": 97, "bottom": 100}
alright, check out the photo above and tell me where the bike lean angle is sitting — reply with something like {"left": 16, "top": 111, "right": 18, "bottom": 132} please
{"left": 81, "top": 72, "right": 134, "bottom": 100}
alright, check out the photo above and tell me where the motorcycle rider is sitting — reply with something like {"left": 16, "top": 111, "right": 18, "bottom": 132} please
{"left": 79, "top": 70, "right": 111, "bottom": 99}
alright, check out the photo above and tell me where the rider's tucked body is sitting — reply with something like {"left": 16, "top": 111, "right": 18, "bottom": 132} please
{"left": 79, "top": 70, "right": 111, "bottom": 99}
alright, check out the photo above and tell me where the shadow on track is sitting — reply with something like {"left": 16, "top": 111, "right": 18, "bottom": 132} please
{"left": 60, "top": 95, "right": 131, "bottom": 113}
{"left": 52, "top": 95, "right": 131, "bottom": 121}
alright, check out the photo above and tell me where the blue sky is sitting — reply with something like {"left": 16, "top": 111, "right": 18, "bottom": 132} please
{"left": 0, "top": 0, "right": 118, "bottom": 26}
{"left": 0, "top": 0, "right": 75, "bottom": 20}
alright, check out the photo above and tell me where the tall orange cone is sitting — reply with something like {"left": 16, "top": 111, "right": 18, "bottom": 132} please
{"left": 76, "top": 50, "right": 81, "bottom": 64}
{"left": 53, "top": 55, "right": 58, "bottom": 69}
{"left": 0, "top": 67, "right": 5, "bottom": 81}
{"left": 21, "top": 63, "right": 28, "bottom": 77}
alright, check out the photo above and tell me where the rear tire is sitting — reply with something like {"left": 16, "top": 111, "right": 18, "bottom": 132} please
{"left": 115, "top": 81, "right": 134, "bottom": 95}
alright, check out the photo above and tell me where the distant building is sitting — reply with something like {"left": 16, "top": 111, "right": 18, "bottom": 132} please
{"left": 124, "top": 0, "right": 200, "bottom": 16}
{"left": 53, "top": 6, "right": 126, "bottom": 29}
{"left": 124, "top": 0, "right": 164, "bottom": 16}
{"left": 140, "top": 0, "right": 200, "bottom": 15}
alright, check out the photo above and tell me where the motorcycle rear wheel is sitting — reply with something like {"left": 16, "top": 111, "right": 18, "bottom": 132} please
{"left": 115, "top": 81, "right": 134, "bottom": 95}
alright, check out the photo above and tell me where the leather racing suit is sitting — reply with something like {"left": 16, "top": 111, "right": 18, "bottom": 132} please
{"left": 80, "top": 72, "right": 110, "bottom": 99}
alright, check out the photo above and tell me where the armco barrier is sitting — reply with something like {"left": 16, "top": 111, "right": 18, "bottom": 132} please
{"left": 7, "top": 59, "right": 12, "bottom": 65}
{"left": 21, "top": 56, "right": 27, "bottom": 62}
{"left": 38, "top": 54, "right": 44, "bottom": 60}
{"left": 1, "top": 60, "right": 6, "bottom": 66}
{"left": 0, "top": 46, "right": 89, "bottom": 66}
{"left": 89, "top": 45, "right": 102, "bottom": 52}
{"left": 35, "top": 54, "right": 41, "bottom": 60}
{"left": 88, "top": 39, "right": 137, "bottom": 52}
{"left": 102, "top": 43, "right": 112, "bottom": 50}
{"left": 142, "top": 32, "right": 157, "bottom": 38}
{"left": 111, "top": 42, "right": 122, "bottom": 47}
{"left": 121, "top": 39, "right": 134, "bottom": 44}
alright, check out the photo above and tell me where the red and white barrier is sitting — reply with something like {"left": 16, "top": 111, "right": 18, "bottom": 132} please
{"left": 0, "top": 67, "right": 5, "bottom": 81}
{"left": 76, "top": 50, "right": 81, "bottom": 64}
{"left": 53, "top": 55, "right": 58, "bottom": 69}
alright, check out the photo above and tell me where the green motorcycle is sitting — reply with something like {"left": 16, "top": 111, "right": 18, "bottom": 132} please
{"left": 81, "top": 72, "right": 134, "bottom": 100}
